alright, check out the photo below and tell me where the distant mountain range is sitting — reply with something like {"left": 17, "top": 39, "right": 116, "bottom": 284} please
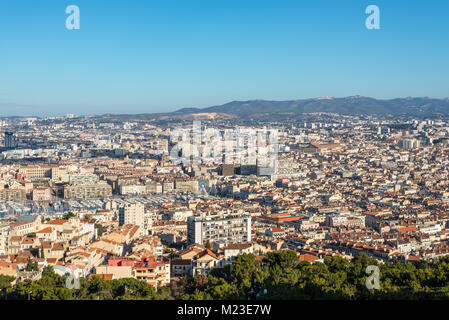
{"left": 5, "top": 96, "right": 449, "bottom": 121}
{"left": 171, "top": 96, "right": 449, "bottom": 119}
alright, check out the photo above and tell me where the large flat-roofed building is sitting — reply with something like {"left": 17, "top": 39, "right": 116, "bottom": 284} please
{"left": 240, "top": 165, "right": 257, "bottom": 176}
{"left": 18, "top": 165, "right": 67, "bottom": 181}
{"left": 145, "top": 181, "right": 162, "bottom": 194}
{"left": 18, "top": 166, "right": 53, "bottom": 179}
{"left": 220, "top": 164, "right": 235, "bottom": 176}
{"left": 175, "top": 179, "right": 199, "bottom": 193}
{"left": 0, "top": 188, "right": 26, "bottom": 201}
{"left": 119, "top": 184, "right": 146, "bottom": 195}
{"left": 187, "top": 212, "right": 251, "bottom": 245}
{"left": 32, "top": 187, "right": 52, "bottom": 201}
{"left": 63, "top": 183, "right": 112, "bottom": 199}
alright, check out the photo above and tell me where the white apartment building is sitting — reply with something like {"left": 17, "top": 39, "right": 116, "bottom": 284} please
{"left": 119, "top": 203, "right": 145, "bottom": 230}
{"left": 187, "top": 212, "right": 251, "bottom": 245}
{"left": 402, "top": 138, "right": 421, "bottom": 149}
{"left": 0, "top": 224, "right": 10, "bottom": 255}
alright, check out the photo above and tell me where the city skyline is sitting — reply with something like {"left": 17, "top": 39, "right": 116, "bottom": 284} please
{"left": 1, "top": 111, "right": 449, "bottom": 303}
{"left": 1, "top": 0, "right": 449, "bottom": 116}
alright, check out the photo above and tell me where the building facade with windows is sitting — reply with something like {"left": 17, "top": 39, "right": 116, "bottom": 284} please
{"left": 187, "top": 212, "right": 251, "bottom": 245}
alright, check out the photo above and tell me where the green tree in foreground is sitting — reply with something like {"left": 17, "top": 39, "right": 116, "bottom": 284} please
{"left": 4, "top": 252, "right": 449, "bottom": 300}
{"left": 25, "top": 258, "right": 38, "bottom": 272}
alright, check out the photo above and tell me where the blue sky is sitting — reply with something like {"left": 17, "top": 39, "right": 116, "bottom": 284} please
{"left": 0, "top": 0, "right": 448, "bottom": 116}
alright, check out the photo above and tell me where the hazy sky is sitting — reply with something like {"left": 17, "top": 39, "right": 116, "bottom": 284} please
{"left": 0, "top": 0, "right": 448, "bottom": 116}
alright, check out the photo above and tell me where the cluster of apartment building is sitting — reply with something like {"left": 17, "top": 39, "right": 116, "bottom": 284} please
{"left": 2, "top": 114, "right": 449, "bottom": 289}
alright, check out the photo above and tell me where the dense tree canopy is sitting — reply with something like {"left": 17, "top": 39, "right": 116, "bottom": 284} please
{"left": 3, "top": 253, "right": 449, "bottom": 300}
{"left": 176, "top": 252, "right": 449, "bottom": 300}
{"left": 62, "top": 212, "right": 76, "bottom": 220}
{"left": 24, "top": 258, "right": 39, "bottom": 272}
{"left": 0, "top": 266, "right": 163, "bottom": 300}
